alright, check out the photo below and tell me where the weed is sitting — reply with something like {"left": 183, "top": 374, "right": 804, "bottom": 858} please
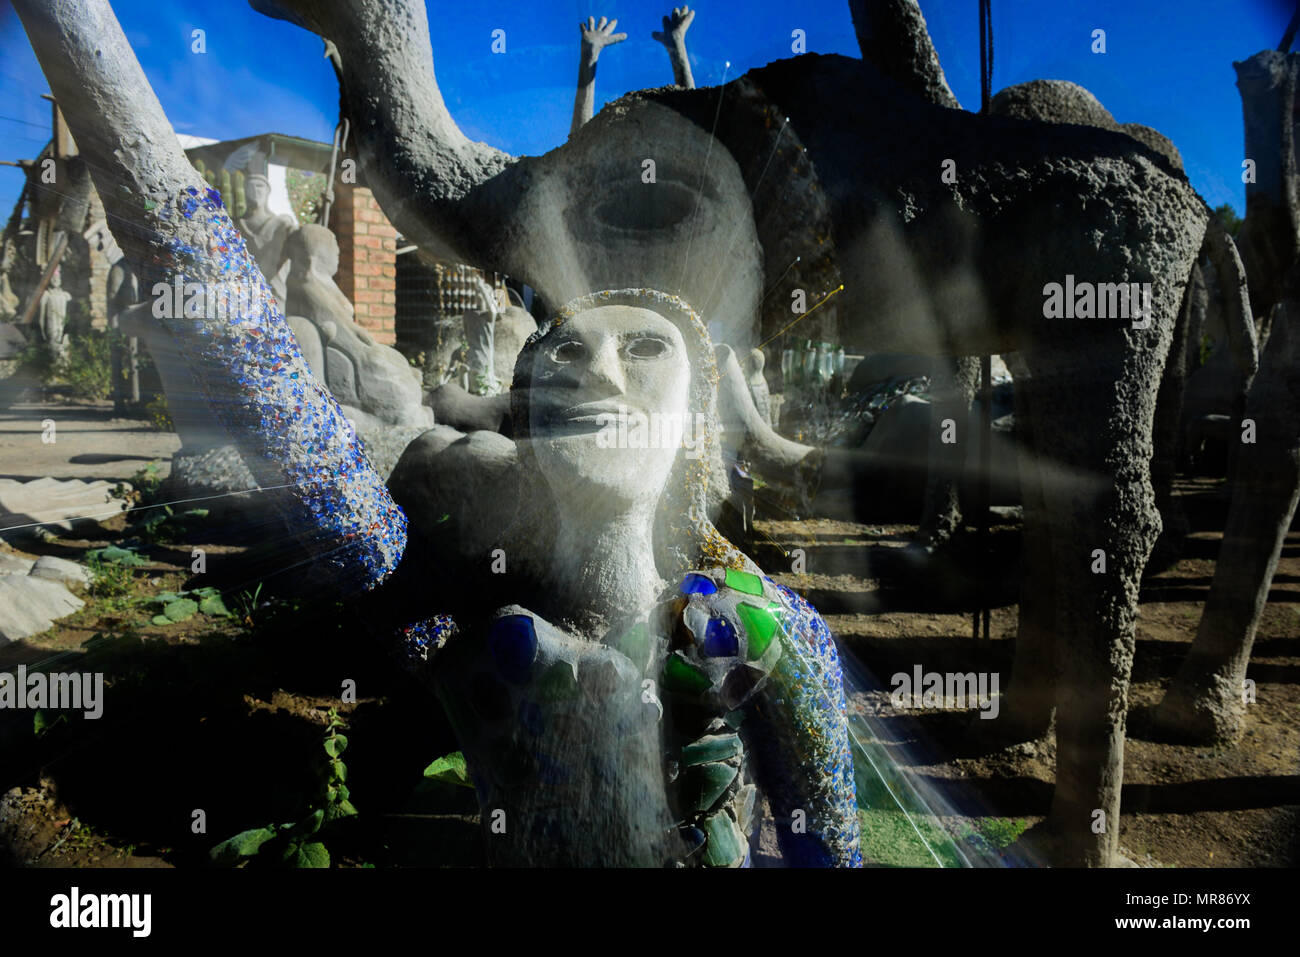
{"left": 148, "top": 586, "right": 232, "bottom": 625}
{"left": 86, "top": 553, "right": 135, "bottom": 609}
{"left": 112, "top": 462, "right": 163, "bottom": 511}
{"left": 55, "top": 331, "right": 114, "bottom": 400}
{"left": 209, "top": 707, "right": 357, "bottom": 868}
{"left": 233, "top": 583, "right": 264, "bottom": 630}
{"left": 144, "top": 393, "right": 173, "bottom": 432}
{"left": 137, "top": 505, "right": 208, "bottom": 544}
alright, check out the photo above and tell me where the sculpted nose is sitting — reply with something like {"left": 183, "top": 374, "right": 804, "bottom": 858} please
{"left": 581, "top": 339, "right": 627, "bottom": 395}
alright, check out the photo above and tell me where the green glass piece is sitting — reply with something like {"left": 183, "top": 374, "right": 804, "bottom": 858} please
{"left": 723, "top": 709, "right": 746, "bottom": 730}
{"left": 537, "top": 661, "right": 580, "bottom": 701}
{"left": 724, "top": 568, "right": 764, "bottom": 596}
{"left": 737, "top": 602, "right": 782, "bottom": 660}
{"left": 681, "top": 733, "right": 742, "bottom": 766}
{"left": 682, "top": 762, "right": 738, "bottom": 812}
{"left": 663, "top": 653, "right": 712, "bottom": 695}
{"left": 701, "top": 811, "right": 746, "bottom": 867}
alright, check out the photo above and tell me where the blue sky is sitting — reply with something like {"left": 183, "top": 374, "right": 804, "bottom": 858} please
{"left": 0, "top": 0, "right": 1292, "bottom": 222}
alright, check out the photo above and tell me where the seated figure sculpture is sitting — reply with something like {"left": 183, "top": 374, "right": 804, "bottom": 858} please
{"left": 385, "top": 288, "right": 861, "bottom": 866}
{"left": 283, "top": 224, "right": 432, "bottom": 431}
{"left": 117, "top": 181, "right": 862, "bottom": 866}
{"left": 18, "top": 1, "right": 869, "bottom": 867}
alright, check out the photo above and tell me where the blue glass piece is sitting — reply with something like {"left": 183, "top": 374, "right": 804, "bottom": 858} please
{"left": 680, "top": 573, "right": 717, "bottom": 596}
{"left": 701, "top": 617, "right": 739, "bottom": 657}
{"left": 489, "top": 614, "right": 539, "bottom": 684}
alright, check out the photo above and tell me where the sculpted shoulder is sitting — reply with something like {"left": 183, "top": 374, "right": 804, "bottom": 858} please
{"left": 387, "top": 426, "right": 519, "bottom": 556}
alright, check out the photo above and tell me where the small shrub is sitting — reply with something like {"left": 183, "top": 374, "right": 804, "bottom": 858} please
{"left": 54, "top": 331, "right": 114, "bottom": 400}
{"left": 86, "top": 554, "right": 135, "bottom": 608}
{"left": 144, "top": 393, "right": 173, "bottom": 432}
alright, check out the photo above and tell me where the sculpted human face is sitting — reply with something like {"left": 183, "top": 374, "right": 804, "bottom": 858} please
{"left": 244, "top": 176, "right": 270, "bottom": 210}
{"left": 528, "top": 305, "right": 691, "bottom": 507}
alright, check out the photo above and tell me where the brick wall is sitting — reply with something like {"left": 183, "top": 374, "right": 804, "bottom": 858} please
{"left": 86, "top": 190, "right": 110, "bottom": 329}
{"left": 331, "top": 184, "right": 398, "bottom": 345}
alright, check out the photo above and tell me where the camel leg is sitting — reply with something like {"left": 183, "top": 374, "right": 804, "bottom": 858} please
{"left": 994, "top": 353, "right": 1058, "bottom": 740}
{"left": 1023, "top": 332, "right": 1167, "bottom": 867}
{"left": 914, "top": 355, "right": 979, "bottom": 548}
{"left": 1153, "top": 301, "right": 1300, "bottom": 744}
{"left": 1149, "top": 274, "right": 1194, "bottom": 562}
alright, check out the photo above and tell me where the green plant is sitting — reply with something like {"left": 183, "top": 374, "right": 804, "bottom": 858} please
{"left": 112, "top": 462, "right": 163, "bottom": 510}
{"left": 136, "top": 461, "right": 164, "bottom": 501}
{"left": 85, "top": 544, "right": 147, "bottom": 567}
{"left": 54, "top": 330, "right": 114, "bottom": 399}
{"left": 85, "top": 554, "right": 135, "bottom": 608}
{"left": 210, "top": 708, "right": 357, "bottom": 868}
{"left": 18, "top": 340, "right": 55, "bottom": 384}
{"left": 233, "top": 582, "right": 264, "bottom": 630}
{"left": 144, "top": 393, "right": 173, "bottom": 432}
{"left": 33, "top": 708, "right": 69, "bottom": 737}
{"left": 423, "top": 751, "right": 472, "bottom": 788}
{"left": 137, "top": 505, "right": 208, "bottom": 544}
{"left": 148, "top": 586, "right": 232, "bottom": 625}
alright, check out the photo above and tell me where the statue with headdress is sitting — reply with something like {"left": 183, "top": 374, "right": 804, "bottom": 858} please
{"left": 228, "top": 147, "right": 297, "bottom": 307}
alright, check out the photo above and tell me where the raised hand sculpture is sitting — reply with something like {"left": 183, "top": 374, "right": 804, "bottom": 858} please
{"left": 570, "top": 16, "right": 628, "bottom": 136}
{"left": 652, "top": 6, "right": 696, "bottom": 89}
{"left": 14, "top": 0, "right": 866, "bottom": 869}
{"left": 20, "top": 0, "right": 1219, "bottom": 868}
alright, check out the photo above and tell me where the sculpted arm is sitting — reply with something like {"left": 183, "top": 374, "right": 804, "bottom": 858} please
{"left": 652, "top": 7, "right": 696, "bottom": 90}
{"left": 14, "top": 0, "right": 406, "bottom": 591}
{"left": 571, "top": 17, "right": 628, "bottom": 136}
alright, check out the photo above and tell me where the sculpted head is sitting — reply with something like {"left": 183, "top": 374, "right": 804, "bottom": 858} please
{"left": 526, "top": 303, "right": 689, "bottom": 506}
{"left": 511, "top": 289, "right": 750, "bottom": 577}
{"left": 243, "top": 173, "right": 271, "bottom": 211}
{"left": 285, "top": 224, "right": 341, "bottom": 278}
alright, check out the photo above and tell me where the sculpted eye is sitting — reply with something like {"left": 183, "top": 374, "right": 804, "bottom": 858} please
{"left": 550, "top": 340, "right": 586, "bottom": 364}
{"left": 625, "top": 336, "right": 671, "bottom": 359}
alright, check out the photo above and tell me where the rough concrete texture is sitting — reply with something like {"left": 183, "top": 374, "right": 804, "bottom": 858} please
{"left": 0, "top": 477, "right": 130, "bottom": 541}
{"left": 28, "top": 554, "right": 89, "bottom": 585}
{"left": 0, "top": 574, "right": 84, "bottom": 644}
{"left": 989, "top": 79, "right": 1119, "bottom": 130}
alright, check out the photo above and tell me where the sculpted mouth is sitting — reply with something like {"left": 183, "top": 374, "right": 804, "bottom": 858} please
{"left": 557, "top": 401, "right": 628, "bottom": 420}
{"left": 534, "top": 400, "right": 639, "bottom": 437}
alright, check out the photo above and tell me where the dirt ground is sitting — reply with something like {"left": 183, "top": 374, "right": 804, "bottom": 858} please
{"left": 0, "top": 466, "right": 1296, "bottom": 867}
{"left": 757, "top": 477, "right": 1300, "bottom": 867}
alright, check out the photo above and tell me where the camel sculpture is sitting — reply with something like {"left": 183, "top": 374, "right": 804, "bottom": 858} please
{"left": 16, "top": 0, "right": 1217, "bottom": 866}
{"left": 1153, "top": 48, "right": 1300, "bottom": 745}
